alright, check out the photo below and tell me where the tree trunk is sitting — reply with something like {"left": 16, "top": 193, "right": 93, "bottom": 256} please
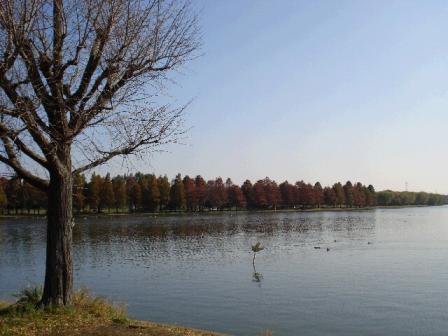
{"left": 41, "top": 170, "right": 73, "bottom": 306}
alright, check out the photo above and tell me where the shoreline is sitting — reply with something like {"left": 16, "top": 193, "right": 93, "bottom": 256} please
{"left": 0, "top": 204, "right": 443, "bottom": 219}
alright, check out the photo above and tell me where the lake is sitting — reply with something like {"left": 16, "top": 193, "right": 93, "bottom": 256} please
{"left": 1, "top": 207, "right": 448, "bottom": 335}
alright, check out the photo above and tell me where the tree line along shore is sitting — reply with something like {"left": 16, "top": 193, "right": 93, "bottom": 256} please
{"left": 0, "top": 173, "right": 446, "bottom": 215}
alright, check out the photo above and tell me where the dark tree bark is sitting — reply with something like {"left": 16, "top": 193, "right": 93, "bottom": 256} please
{"left": 42, "top": 170, "right": 73, "bottom": 305}
{"left": 42, "top": 145, "right": 73, "bottom": 305}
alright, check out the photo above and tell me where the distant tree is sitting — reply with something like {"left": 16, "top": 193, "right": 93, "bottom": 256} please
{"left": 147, "top": 175, "right": 161, "bottom": 212}
{"left": 323, "top": 187, "right": 336, "bottom": 207}
{"left": 225, "top": 178, "right": 233, "bottom": 190}
{"left": 195, "top": 175, "right": 207, "bottom": 211}
{"left": 376, "top": 190, "right": 393, "bottom": 206}
{"left": 295, "top": 181, "right": 306, "bottom": 207}
{"left": 344, "top": 181, "right": 354, "bottom": 207}
{"left": 416, "top": 192, "right": 429, "bottom": 205}
{"left": 333, "top": 182, "right": 345, "bottom": 208}
{"left": 214, "top": 177, "right": 228, "bottom": 209}
{"left": 253, "top": 179, "right": 268, "bottom": 209}
{"left": 261, "top": 177, "right": 281, "bottom": 210}
{"left": 366, "top": 185, "right": 376, "bottom": 206}
{"left": 22, "top": 182, "right": 33, "bottom": 213}
{"left": 6, "top": 178, "right": 23, "bottom": 214}
{"left": 23, "top": 182, "right": 47, "bottom": 214}
{"left": 280, "top": 181, "right": 296, "bottom": 208}
{"left": 88, "top": 174, "right": 102, "bottom": 212}
{"left": 100, "top": 173, "right": 115, "bottom": 212}
{"left": 127, "top": 176, "right": 142, "bottom": 212}
{"left": 206, "top": 177, "right": 227, "bottom": 209}
{"left": 241, "top": 180, "right": 254, "bottom": 209}
{"left": 183, "top": 175, "right": 197, "bottom": 211}
{"left": 314, "top": 182, "right": 324, "bottom": 208}
{"left": 112, "top": 176, "right": 127, "bottom": 213}
{"left": 73, "top": 173, "right": 86, "bottom": 213}
{"left": 170, "top": 174, "right": 186, "bottom": 210}
{"left": 228, "top": 185, "right": 246, "bottom": 209}
{"left": 296, "top": 181, "right": 314, "bottom": 208}
{"left": 158, "top": 175, "right": 171, "bottom": 210}
{"left": 138, "top": 174, "right": 150, "bottom": 210}
{"left": 353, "top": 182, "right": 366, "bottom": 207}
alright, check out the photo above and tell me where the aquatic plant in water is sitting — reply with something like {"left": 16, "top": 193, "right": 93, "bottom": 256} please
{"left": 251, "top": 242, "right": 265, "bottom": 265}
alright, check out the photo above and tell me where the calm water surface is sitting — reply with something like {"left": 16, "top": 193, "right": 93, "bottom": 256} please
{"left": 1, "top": 207, "right": 448, "bottom": 335}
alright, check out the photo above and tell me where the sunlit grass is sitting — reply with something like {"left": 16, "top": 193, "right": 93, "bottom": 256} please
{"left": 0, "top": 286, "right": 226, "bottom": 336}
{"left": 0, "top": 287, "right": 127, "bottom": 336}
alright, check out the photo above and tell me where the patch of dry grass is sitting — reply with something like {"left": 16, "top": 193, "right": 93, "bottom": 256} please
{"left": 0, "top": 288, "right": 126, "bottom": 336}
{"left": 0, "top": 288, "right": 225, "bottom": 336}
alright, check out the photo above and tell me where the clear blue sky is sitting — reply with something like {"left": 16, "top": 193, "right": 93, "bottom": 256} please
{"left": 103, "top": 0, "right": 448, "bottom": 193}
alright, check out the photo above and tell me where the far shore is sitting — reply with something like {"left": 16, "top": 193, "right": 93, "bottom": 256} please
{"left": 0, "top": 204, "right": 443, "bottom": 220}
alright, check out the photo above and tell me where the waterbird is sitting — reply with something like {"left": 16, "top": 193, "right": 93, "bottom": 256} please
{"left": 326, "top": 248, "right": 330, "bottom": 252}
{"left": 367, "top": 242, "right": 372, "bottom": 245}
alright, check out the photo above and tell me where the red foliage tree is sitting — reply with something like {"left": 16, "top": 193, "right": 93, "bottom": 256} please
{"left": 241, "top": 180, "right": 254, "bottom": 208}
{"left": 195, "top": 175, "right": 207, "bottom": 211}
{"left": 314, "top": 182, "right": 324, "bottom": 208}
{"left": 228, "top": 185, "right": 246, "bottom": 209}
{"left": 183, "top": 175, "right": 197, "bottom": 211}
{"left": 323, "top": 187, "right": 337, "bottom": 207}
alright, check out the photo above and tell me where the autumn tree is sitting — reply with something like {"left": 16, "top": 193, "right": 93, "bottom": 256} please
{"left": 194, "top": 175, "right": 207, "bottom": 211}
{"left": 279, "top": 181, "right": 296, "bottom": 208}
{"left": 228, "top": 184, "right": 246, "bottom": 209}
{"left": 207, "top": 177, "right": 227, "bottom": 209}
{"left": 314, "top": 182, "right": 324, "bottom": 208}
{"left": 6, "top": 177, "right": 22, "bottom": 214}
{"left": 352, "top": 182, "right": 366, "bottom": 207}
{"left": 366, "top": 185, "right": 376, "bottom": 206}
{"left": 260, "top": 177, "right": 280, "bottom": 210}
{"left": 100, "top": 173, "right": 115, "bottom": 212}
{"left": 241, "top": 180, "right": 254, "bottom": 208}
{"left": 333, "top": 182, "right": 345, "bottom": 208}
{"left": 127, "top": 176, "right": 141, "bottom": 212}
{"left": 343, "top": 181, "right": 354, "bottom": 207}
{"left": 23, "top": 181, "right": 47, "bottom": 213}
{"left": 323, "top": 186, "right": 336, "bottom": 207}
{"left": 112, "top": 176, "right": 127, "bottom": 212}
{"left": 73, "top": 173, "right": 86, "bottom": 213}
{"left": 170, "top": 173, "right": 186, "bottom": 210}
{"left": 295, "top": 181, "right": 305, "bottom": 208}
{"left": 88, "top": 173, "right": 102, "bottom": 212}
{"left": 252, "top": 179, "right": 268, "bottom": 209}
{"left": 146, "top": 174, "right": 160, "bottom": 212}
{"left": 183, "top": 175, "right": 196, "bottom": 211}
{"left": 158, "top": 175, "right": 171, "bottom": 210}
{"left": 138, "top": 173, "right": 150, "bottom": 210}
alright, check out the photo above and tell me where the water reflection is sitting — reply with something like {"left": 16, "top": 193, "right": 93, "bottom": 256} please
{"left": 252, "top": 264, "right": 263, "bottom": 285}
{"left": 1, "top": 211, "right": 378, "bottom": 270}
{"left": 0, "top": 210, "right": 384, "bottom": 335}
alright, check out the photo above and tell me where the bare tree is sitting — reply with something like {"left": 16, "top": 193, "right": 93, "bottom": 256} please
{"left": 0, "top": 0, "right": 199, "bottom": 306}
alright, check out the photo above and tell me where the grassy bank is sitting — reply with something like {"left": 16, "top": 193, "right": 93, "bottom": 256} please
{"left": 0, "top": 288, "right": 225, "bottom": 336}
